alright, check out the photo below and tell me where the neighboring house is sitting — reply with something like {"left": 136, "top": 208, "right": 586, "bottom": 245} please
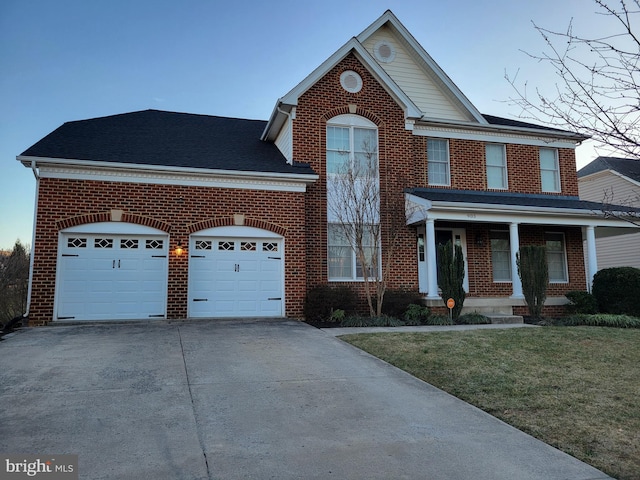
{"left": 18, "top": 10, "right": 638, "bottom": 325}
{"left": 578, "top": 157, "right": 640, "bottom": 269}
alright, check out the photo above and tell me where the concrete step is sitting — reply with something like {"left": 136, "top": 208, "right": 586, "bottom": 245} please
{"left": 486, "top": 314, "right": 524, "bottom": 324}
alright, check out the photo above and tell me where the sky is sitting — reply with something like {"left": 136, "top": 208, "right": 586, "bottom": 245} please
{"left": 0, "top": 0, "right": 620, "bottom": 250}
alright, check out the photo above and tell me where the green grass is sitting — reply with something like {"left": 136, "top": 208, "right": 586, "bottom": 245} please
{"left": 341, "top": 327, "right": 640, "bottom": 480}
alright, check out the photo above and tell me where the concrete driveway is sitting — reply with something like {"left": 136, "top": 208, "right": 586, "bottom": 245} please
{"left": 0, "top": 320, "right": 611, "bottom": 479}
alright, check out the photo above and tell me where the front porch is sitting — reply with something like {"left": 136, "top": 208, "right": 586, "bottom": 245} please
{"left": 405, "top": 188, "right": 640, "bottom": 319}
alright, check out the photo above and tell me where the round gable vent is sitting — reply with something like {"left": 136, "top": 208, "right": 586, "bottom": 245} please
{"left": 374, "top": 40, "right": 396, "bottom": 63}
{"left": 340, "top": 70, "right": 362, "bottom": 93}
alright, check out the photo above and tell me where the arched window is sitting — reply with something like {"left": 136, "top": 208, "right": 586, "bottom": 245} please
{"left": 326, "top": 114, "right": 380, "bottom": 281}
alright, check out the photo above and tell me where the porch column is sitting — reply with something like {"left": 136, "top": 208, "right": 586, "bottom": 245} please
{"left": 585, "top": 225, "right": 598, "bottom": 292}
{"left": 509, "top": 222, "right": 524, "bottom": 298}
{"left": 425, "top": 219, "right": 439, "bottom": 300}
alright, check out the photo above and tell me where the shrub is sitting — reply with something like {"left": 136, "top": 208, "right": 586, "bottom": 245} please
{"left": 437, "top": 241, "right": 465, "bottom": 320}
{"left": 457, "top": 313, "right": 491, "bottom": 325}
{"left": 381, "top": 289, "right": 425, "bottom": 318}
{"left": 425, "top": 314, "right": 454, "bottom": 326}
{"left": 340, "top": 315, "right": 405, "bottom": 327}
{"left": 516, "top": 245, "right": 548, "bottom": 320}
{"left": 404, "top": 304, "right": 430, "bottom": 326}
{"left": 559, "top": 314, "right": 640, "bottom": 328}
{"left": 304, "top": 285, "right": 357, "bottom": 323}
{"left": 565, "top": 291, "right": 598, "bottom": 314}
{"left": 592, "top": 267, "right": 640, "bottom": 317}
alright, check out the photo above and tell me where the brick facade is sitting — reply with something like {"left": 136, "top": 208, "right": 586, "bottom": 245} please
{"left": 28, "top": 178, "right": 307, "bottom": 325}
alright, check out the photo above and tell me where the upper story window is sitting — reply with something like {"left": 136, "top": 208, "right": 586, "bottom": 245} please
{"left": 486, "top": 144, "right": 508, "bottom": 189}
{"left": 540, "top": 148, "right": 561, "bottom": 192}
{"left": 326, "top": 115, "right": 377, "bottom": 176}
{"left": 546, "top": 232, "right": 568, "bottom": 282}
{"left": 427, "top": 138, "right": 450, "bottom": 186}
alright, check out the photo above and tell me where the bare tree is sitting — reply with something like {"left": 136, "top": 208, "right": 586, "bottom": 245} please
{"left": 0, "top": 240, "right": 30, "bottom": 326}
{"left": 506, "top": 0, "right": 640, "bottom": 157}
{"left": 327, "top": 136, "right": 414, "bottom": 317}
{"left": 601, "top": 185, "right": 640, "bottom": 225}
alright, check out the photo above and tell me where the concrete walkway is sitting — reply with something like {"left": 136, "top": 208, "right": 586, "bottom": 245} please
{"left": 0, "top": 320, "right": 611, "bottom": 479}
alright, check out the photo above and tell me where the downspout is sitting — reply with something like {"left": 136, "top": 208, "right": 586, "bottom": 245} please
{"left": 24, "top": 160, "right": 40, "bottom": 321}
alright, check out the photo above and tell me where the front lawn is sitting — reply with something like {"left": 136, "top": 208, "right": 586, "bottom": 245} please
{"left": 341, "top": 327, "right": 640, "bottom": 480}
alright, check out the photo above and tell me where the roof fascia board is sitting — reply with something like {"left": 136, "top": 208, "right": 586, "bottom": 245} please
{"left": 357, "top": 11, "right": 487, "bottom": 125}
{"left": 413, "top": 124, "right": 579, "bottom": 149}
{"left": 18, "top": 156, "right": 318, "bottom": 191}
{"left": 414, "top": 119, "right": 586, "bottom": 143}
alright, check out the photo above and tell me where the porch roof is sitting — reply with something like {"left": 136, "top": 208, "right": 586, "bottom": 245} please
{"left": 405, "top": 188, "right": 640, "bottom": 232}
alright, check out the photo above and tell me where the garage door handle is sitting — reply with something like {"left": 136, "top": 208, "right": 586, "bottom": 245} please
{"left": 193, "top": 298, "right": 208, "bottom": 302}
{"left": 112, "top": 260, "right": 115, "bottom": 269}
{"left": 118, "top": 259, "right": 121, "bottom": 268}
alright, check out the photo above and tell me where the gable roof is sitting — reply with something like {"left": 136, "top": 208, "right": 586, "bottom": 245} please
{"left": 577, "top": 156, "right": 640, "bottom": 182}
{"left": 19, "top": 109, "right": 316, "bottom": 176}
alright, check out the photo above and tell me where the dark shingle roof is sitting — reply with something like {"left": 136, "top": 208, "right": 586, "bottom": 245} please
{"left": 481, "top": 114, "right": 585, "bottom": 136}
{"left": 577, "top": 156, "right": 640, "bottom": 182}
{"left": 407, "top": 187, "right": 607, "bottom": 211}
{"left": 20, "top": 109, "right": 316, "bottom": 176}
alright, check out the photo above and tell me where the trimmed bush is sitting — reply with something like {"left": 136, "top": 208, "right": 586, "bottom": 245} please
{"left": 340, "top": 315, "right": 405, "bottom": 327}
{"left": 559, "top": 314, "right": 640, "bottom": 328}
{"left": 304, "top": 285, "right": 357, "bottom": 323}
{"left": 403, "top": 304, "right": 430, "bottom": 326}
{"left": 565, "top": 291, "right": 598, "bottom": 314}
{"left": 592, "top": 267, "right": 640, "bottom": 317}
{"left": 380, "top": 289, "right": 425, "bottom": 319}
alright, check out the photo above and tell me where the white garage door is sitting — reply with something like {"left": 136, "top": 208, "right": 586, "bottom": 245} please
{"left": 188, "top": 237, "right": 283, "bottom": 318}
{"left": 57, "top": 232, "right": 168, "bottom": 321}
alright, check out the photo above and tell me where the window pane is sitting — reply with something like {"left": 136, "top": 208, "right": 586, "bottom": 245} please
{"left": 327, "top": 151, "right": 349, "bottom": 174}
{"left": 427, "top": 139, "right": 450, "bottom": 185}
{"left": 490, "top": 232, "right": 511, "bottom": 281}
{"left": 327, "top": 126, "right": 349, "bottom": 151}
{"left": 540, "top": 148, "right": 560, "bottom": 192}
{"left": 328, "top": 224, "right": 352, "bottom": 278}
{"left": 545, "top": 233, "right": 568, "bottom": 282}
{"left": 486, "top": 144, "right": 507, "bottom": 189}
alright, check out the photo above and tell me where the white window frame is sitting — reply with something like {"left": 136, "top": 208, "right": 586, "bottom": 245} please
{"left": 427, "top": 138, "right": 450, "bottom": 186}
{"left": 486, "top": 143, "right": 508, "bottom": 190}
{"left": 545, "top": 231, "right": 569, "bottom": 283}
{"left": 327, "top": 222, "right": 381, "bottom": 281}
{"left": 326, "top": 115, "right": 380, "bottom": 282}
{"left": 540, "top": 148, "right": 561, "bottom": 193}
{"left": 490, "top": 230, "right": 512, "bottom": 282}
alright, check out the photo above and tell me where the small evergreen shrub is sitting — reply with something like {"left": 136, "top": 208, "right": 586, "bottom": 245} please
{"left": 592, "top": 267, "right": 640, "bottom": 317}
{"left": 380, "top": 289, "right": 425, "bottom": 318}
{"left": 340, "top": 315, "right": 405, "bottom": 327}
{"left": 559, "top": 314, "right": 640, "bottom": 328}
{"left": 457, "top": 313, "right": 491, "bottom": 325}
{"left": 437, "top": 241, "right": 466, "bottom": 320}
{"left": 516, "top": 245, "right": 548, "bottom": 320}
{"left": 564, "top": 291, "right": 598, "bottom": 314}
{"left": 304, "top": 285, "right": 357, "bottom": 323}
{"left": 403, "top": 304, "right": 430, "bottom": 326}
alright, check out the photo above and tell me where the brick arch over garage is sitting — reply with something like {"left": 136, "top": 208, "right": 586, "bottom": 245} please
{"left": 56, "top": 211, "right": 172, "bottom": 232}
{"left": 187, "top": 216, "right": 287, "bottom": 237}
{"left": 321, "top": 106, "right": 382, "bottom": 126}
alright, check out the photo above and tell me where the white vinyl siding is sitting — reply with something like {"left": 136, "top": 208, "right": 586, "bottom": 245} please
{"left": 486, "top": 144, "right": 507, "bottom": 189}
{"left": 490, "top": 231, "right": 511, "bottom": 281}
{"left": 540, "top": 148, "right": 561, "bottom": 192}
{"left": 578, "top": 171, "right": 640, "bottom": 269}
{"left": 274, "top": 116, "right": 293, "bottom": 163}
{"left": 545, "top": 232, "right": 568, "bottom": 282}
{"left": 362, "top": 27, "right": 473, "bottom": 122}
{"left": 427, "top": 138, "right": 450, "bottom": 186}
